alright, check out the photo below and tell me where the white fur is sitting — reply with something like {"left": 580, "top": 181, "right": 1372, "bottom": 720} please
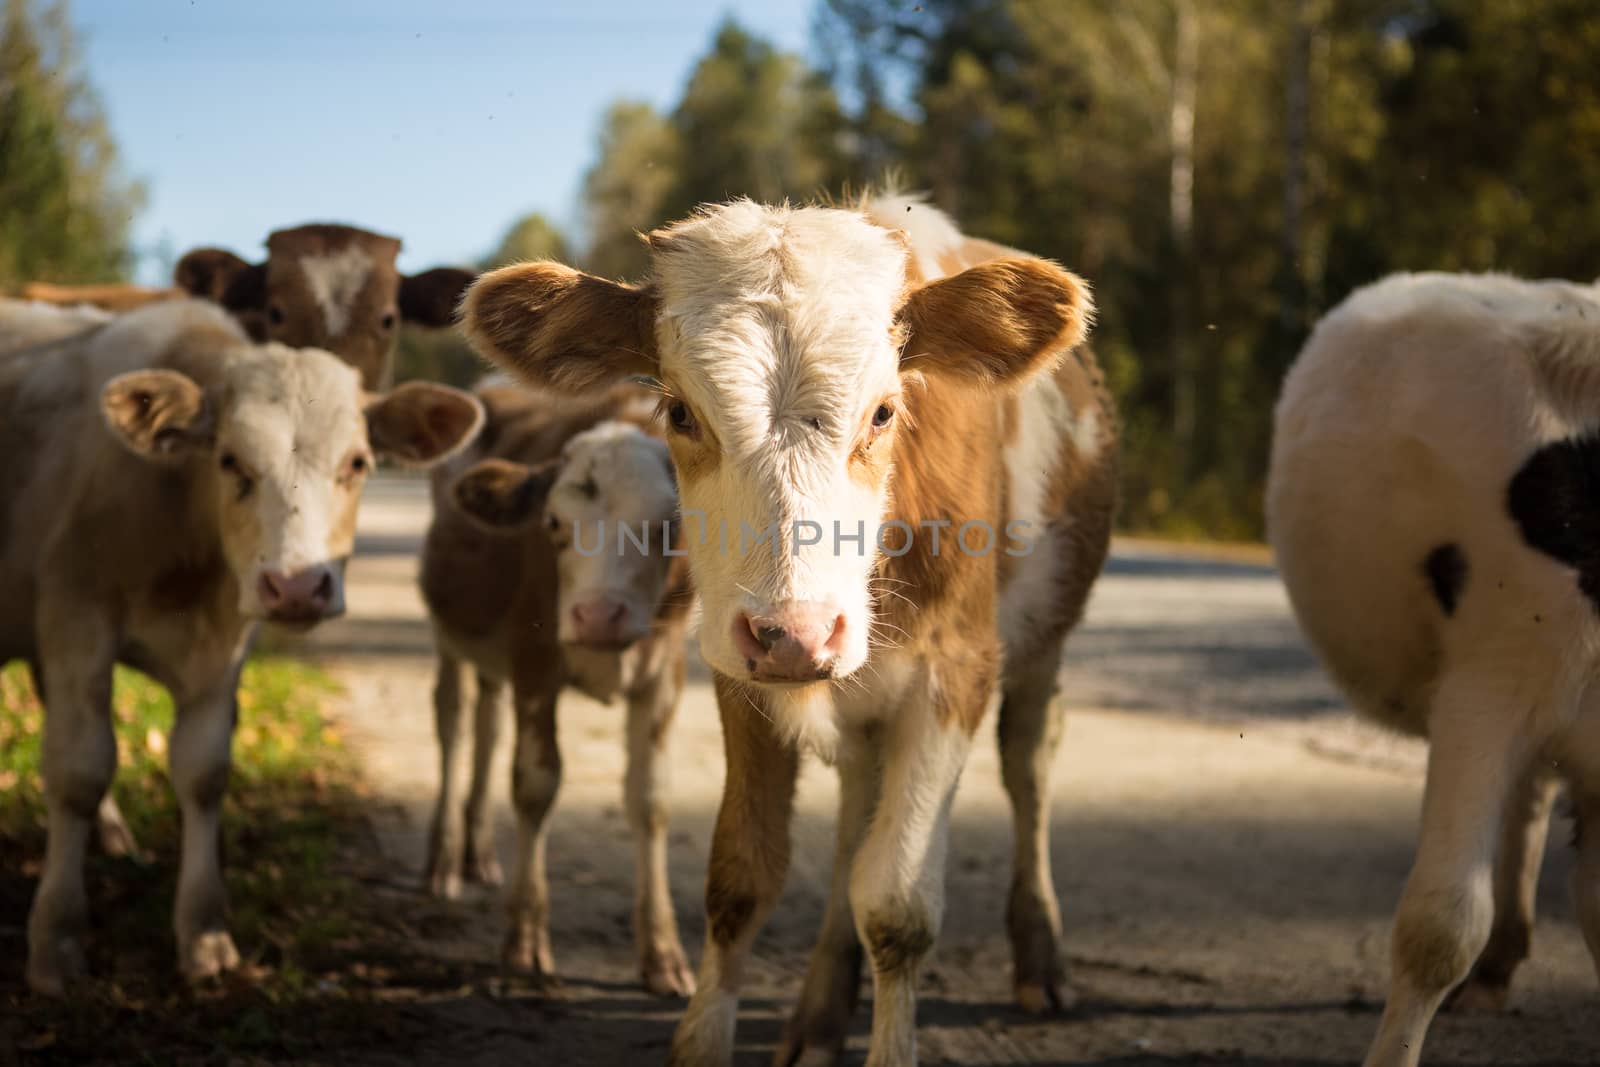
{"left": 299, "top": 245, "right": 374, "bottom": 337}
{"left": 652, "top": 199, "right": 911, "bottom": 681}
{"left": 863, "top": 190, "right": 964, "bottom": 281}
{"left": 1268, "top": 270, "right": 1600, "bottom": 1067}
{"left": 999, "top": 376, "right": 1076, "bottom": 655}
{"left": 547, "top": 421, "right": 679, "bottom": 647}
{"left": 0, "top": 299, "right": 112, "bottom": 357}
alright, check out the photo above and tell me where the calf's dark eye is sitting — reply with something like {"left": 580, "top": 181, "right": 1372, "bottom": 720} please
{"left": 545, "top": 513, "right": 562, "bottom": 533}
{"left": 872, "top": 403, "right": 894, "bottom": 428}
{"left": 267, "top": 305, "right": 286, "bottom": 327}
{"left": 219, "top": 451, "right": 238, "bottom": 472}
{"left": 380, "top": 311, "right": 397, "bottom": 331}
{"left": 667, "top": 400, "right": 696, "bottom": 434}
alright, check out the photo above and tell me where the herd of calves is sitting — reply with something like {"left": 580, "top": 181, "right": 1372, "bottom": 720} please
{"left": 3, "top": 190, "right": 1598, "bottom": 1067}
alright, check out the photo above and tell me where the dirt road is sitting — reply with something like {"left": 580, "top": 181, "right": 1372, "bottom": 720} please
{"left": 287, "top": 473, "right": 1598, "bottom": 1066}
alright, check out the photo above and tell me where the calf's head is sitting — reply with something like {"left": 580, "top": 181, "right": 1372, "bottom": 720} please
{"left": 102, "top": 345, "right": 482, "bottom": 625}
{"left": 175, "top": 224, "right": 474, "bottom": 390}
{"left": 451, "top": 421, "right": 680, "bottom": 650}
{"left": 461, "top": 201, "right": 1091, "bottom": 685}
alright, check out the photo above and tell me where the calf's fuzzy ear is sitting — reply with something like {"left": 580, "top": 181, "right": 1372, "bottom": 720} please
{"left": 459, "top": 262, "right": 659, "bottom": 394}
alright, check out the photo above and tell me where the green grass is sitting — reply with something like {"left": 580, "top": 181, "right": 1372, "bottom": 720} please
{"left": 0, "top": 657, "right": 438, "bottom": 1063}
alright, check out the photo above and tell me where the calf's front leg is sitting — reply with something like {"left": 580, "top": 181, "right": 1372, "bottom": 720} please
{"left": 851, "top": 674, "right": 977, "bottom": 1067}
{"left": 668, "top": 676, "right": 799, "bottom": 1066}
{"left": 170, "top": 667, "right": 247, "bottom": 981}
{"left": 625, "top": 654, "right": 693, "bottom": 996}
{"left": 462, "top": 670, "right": 505, "bottom": 887}
{"left": 503, "top": 673, "right": 562, "bottom": 982}
{"left": 26, "top": 614, "right": 118, "bottom": 995}
{"left": 776, "top": 727, "right": 876, "bottom": 1067}
{"left": 27, "top": 660, "right": 142, "bottom": 861}
{"left": 425, "top": 651, "right": 468, "bottom": 898}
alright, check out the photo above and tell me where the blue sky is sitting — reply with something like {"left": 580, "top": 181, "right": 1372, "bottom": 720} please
{"left": 71, "top": 0, "right": 815, "bottom": 283}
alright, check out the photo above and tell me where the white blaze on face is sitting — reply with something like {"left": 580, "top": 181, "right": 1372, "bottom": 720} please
{"left": 649, "top": 202, "right": 910, "bottom": 681}
{"left": 298, "top": 245, "right": 375, "bottom": 338}
{"left": 545, "top": 422, "right": 679, "bottom": 646}
{"left": 214, "top": 346, "right": 368, "bottom": 617}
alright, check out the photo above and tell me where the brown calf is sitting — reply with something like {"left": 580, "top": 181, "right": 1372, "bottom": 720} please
{"left": 419, "top": 383, "right": 698, "bottom": 995}
{"left": 174, "top": 223, "right": 472, "bottom": 390}
{"left": 461, "top": 192, "right": 1117, "bottom": 1066}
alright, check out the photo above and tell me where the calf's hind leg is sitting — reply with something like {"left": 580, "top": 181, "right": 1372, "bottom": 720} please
{"left": 1576, "top": 792, "right": 1600, "bottom": 986}
{"left": 1363, "top": 671, "right": 1526, "bottom": 1067}
{"left": 1450, "top": 769, "right": 1559, "bottom": 1011}
{"left": 997, "top": 638, "right": 1073, "bottom": 1012}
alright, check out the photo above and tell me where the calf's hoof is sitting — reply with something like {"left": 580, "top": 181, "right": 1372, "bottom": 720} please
{"left": 181, "top": 930, "right": 242, "bottom": 982}
{"left": 463, "top": 842, "right": 503, "bottom": 887}
{"left": 1447, "top": 976, "right": 1511, "bottom": 1014}
{"left": 1015, "top": 977, "right": 1076, "bottom": 1014}
{"left": 774, "top": 1029, "right": 846, "bottom": 1067}
{"left": 26, "top": 935, "right": 87, "bottom": 997}
{"left": 503, "top": 926, "right": 558, "bottom": 989}
{"left": 426, "top": 861, "right": 463, "bottom": 901}
{"left": 642, "top": 942, "right": 696, "bottom": 997}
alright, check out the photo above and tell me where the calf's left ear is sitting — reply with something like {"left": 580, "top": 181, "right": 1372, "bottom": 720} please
{"left": 451, "top": 458, "right": 561, "bottom": 530}
{"left": 458, "top": 262, "right": 660, "bottom": 393}
{"left": 101, "top": 370, "right": 214, "bottom": 461}
{"left": 896, "top": 258, "right": 1093, "bottom": 387}
{"left": 365, "top": 382, "right": 485, "bottom": 466}
{"left": 399, "top": 267, "right": 477, "bottom": 328}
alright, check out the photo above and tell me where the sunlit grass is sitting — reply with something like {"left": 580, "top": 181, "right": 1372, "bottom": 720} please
{"left": 0, "top": 656, "right": 406, "bottom": 1060}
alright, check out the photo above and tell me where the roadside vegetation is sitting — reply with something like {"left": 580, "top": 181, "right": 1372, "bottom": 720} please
{"left": 0, "top": 659, "right": 455, "bottom": 1063}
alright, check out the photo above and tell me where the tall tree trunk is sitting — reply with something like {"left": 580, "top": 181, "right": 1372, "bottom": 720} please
{"left": 1170, "top": 0, "right": 1199, "bottom": 474}
{"left": 1282, "top": 0, "right": 1311, "bottom": 337}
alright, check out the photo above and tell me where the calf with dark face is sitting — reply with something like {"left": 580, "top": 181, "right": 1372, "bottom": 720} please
{"left": 174, "top": 223, "right": 474, "bottom": 390}
{"left": 0, "top": 299, "right": 482, "bottom": 994}
{"left": 418, "top": 383, "right": 697, "bottom": 996}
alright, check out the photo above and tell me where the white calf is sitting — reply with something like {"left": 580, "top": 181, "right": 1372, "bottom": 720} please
{"left": 1268, "top": 271, "right": 1600, "bottom": 1067}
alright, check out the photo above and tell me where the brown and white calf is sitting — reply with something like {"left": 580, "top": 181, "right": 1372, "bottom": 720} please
{"left": 418, "top": 383, "right": 697, "bottom": 995}
{"left": 172, "top": 223, "right": 474, "bottom": 390}
{"left": 16, "top": 227, "right": 469, "bottom": 391}
{"left": 461, "top": 193, "right": 1116, "bottom": 1065}
{"left": 1269, "top": 271, "right": 1600, "bottom": 1067}
{"left": 0, "top": 299, "right": 481, "bottom": 994}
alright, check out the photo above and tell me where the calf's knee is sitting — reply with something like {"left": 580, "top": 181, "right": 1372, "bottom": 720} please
{"left": 1395, "top": 885, "right": 1492, "bottom": 993}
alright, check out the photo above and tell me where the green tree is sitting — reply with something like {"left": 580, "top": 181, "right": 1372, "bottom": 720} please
{"left": 0, "top": 0, "right": 143, "bottom": 288}
{"left": 582, "top": 100, "right": 681, "bottom": 280}
{"left": 661, "top": 20, "right": 853, "bottom": 220}
{"left": 484, "top": 211, "right": 572, "bottom": 268}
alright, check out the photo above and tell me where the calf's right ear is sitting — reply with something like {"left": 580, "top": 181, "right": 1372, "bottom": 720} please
{"left": 451, "top": 457, "right": 561, "bottom": 530}
{"left": 174, "top": 247, "right": 267, "bottom": 312}
{"left": 101, "top": 370, "right": 213, "bottom": 461}
{"left": 459, "top": 262, "right": 659, "bottom": 393}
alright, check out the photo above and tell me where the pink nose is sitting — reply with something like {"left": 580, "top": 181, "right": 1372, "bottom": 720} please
{"left": 569, "top": 598, "right": 635, "bottom": 649}
{"left": 732, "top": 602, "right": 847, "bottom": 682}
{"left": 257, "top": 566, "right": 338, "bottom": 622}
